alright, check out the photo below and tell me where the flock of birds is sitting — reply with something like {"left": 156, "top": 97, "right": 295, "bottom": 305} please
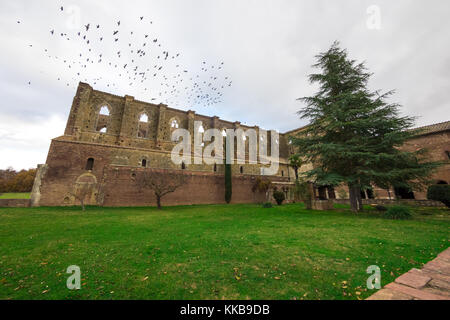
{"left": 22, "top": 5, "right": 233, "bottom": 108}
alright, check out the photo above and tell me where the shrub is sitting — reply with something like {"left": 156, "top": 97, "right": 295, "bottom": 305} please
{"left": 427, "top": 184, "right": 450, "bottom": 208}
{"left": 262, "top": 202, "right": 273, "bottom": 208}
{"left": 295, "top": 180, "right": 313, "bottom": 209}
{"left": 273, "top": 191, "right": 285, "bottom": 206}
{"left": 384, "top": 206, "right": 412, "bottom": 220}
{"left": 374, "top": 205, "right": 387, "bottom": 212}
{"left": 252, "top": 177, "right": 272, "bottom": 193}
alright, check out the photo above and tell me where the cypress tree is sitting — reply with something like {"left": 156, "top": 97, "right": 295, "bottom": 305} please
{"left": 225, "top": 163, "right": 232, "bottom": 204}
{"left": 224, "top": 136, "right": 232, "bottom": 204}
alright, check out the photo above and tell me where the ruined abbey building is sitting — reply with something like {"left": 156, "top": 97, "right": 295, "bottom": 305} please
{"left": 31, "top": 82, "right": 450, "bottom": 207}
{"left": 31, "top": 82, "right": 293, "bottom": 207}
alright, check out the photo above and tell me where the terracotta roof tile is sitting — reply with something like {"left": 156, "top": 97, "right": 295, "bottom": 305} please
{"left": 412, "top": 120, "right": 450, "bottom": 136}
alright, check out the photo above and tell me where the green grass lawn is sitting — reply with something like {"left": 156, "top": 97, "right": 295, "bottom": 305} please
{"left": 0, "top": 193, "right": 31, "bottom": 199}
{"left": 0, "top": 203, "right": 448, "bottom": 300}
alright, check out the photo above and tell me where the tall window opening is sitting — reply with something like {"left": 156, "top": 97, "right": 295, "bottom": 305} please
{"left": 86, "top": 158, "right": 94, "bottom": 171}
{"left": 96, "top": 105, "right": 111, "bottom": 132}
{"left": 171, "top": 119, "right": 179, "bottom": 129}
{"left": 138, "top": 113, "right": 149, "bottom": 138}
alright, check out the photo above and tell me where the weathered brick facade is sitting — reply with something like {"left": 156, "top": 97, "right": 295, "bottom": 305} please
{"left": 31, "top": 83, "right": 449, "bottom": 207}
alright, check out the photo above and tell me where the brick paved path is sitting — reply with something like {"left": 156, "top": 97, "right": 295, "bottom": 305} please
{"left": 367, "top": 247, "right": 450, "bottom": 300}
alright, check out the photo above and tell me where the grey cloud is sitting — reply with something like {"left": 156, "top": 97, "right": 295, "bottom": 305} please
{"left": 0, "top": 0, "right": 449, "bottom": 169}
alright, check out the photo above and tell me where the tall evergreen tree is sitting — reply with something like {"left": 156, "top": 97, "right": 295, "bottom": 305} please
{"left": 292, "top": 42, "right": 439, "bottom": 212}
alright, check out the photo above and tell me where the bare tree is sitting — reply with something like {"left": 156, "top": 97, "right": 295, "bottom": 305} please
{"left": 69, "top": 175, "right": 96, "bottom": 211}
{"left": 136, "top": 169, "right": 187, "bottom": 209}
{"left": 70, "top": 182, "right": 94, "bottom": 211}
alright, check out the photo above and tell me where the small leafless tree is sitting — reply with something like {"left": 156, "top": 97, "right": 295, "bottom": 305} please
{"left": 72, "top": 182, "right": 94, "bottom": 211}
{"left": 136, "top": 169, "right": 187, "bottom": 209}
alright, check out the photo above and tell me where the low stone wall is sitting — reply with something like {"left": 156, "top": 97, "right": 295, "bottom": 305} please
{"left": 0, "top": 199, "right": 31, "bottom": 208}
{"left": 311, "top": 200, "right": 334, "bottom": 210}
{"left": 333, "top": 199, "right": 445, "bottom": 207}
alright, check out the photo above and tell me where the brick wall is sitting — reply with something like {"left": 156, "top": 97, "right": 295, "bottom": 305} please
{"left": 37, "top": 139, "right": 287, "bottom": 207}
{"left": 0, "top": 199, "right": 31, "bottom": 208}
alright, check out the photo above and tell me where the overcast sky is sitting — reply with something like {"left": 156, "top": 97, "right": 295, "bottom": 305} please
{"left": 1, "top": 0, "right": 449, "bottom": 170}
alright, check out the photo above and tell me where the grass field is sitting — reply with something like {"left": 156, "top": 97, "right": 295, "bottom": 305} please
{"left": 0, "top": 193, "right": 31, "bottom": 199}
{"left": 0, "top": 203, "right": 448, "bottom": 300}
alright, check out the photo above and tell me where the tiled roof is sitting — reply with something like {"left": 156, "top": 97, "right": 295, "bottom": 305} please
{"left": 412, "top": 120, "right": 450, "bottom": 136}
{"left": 285, "top": 120, "right": 450, "bottom": 137}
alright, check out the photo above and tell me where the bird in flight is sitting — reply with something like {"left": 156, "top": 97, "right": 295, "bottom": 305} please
{"left": 36, "top": 10, "right": 230, "bottom": 109}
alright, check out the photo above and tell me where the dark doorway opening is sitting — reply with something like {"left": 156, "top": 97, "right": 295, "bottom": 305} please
{"left": 318, "top": 186, "right": 328, "bottom": 200}
{"left": 394, "top": 186, "right": 415, "bottom": 199}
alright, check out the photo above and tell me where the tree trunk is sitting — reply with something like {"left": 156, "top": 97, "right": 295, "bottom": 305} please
{"left": 80, "top": 200, "right": 85, "bottom": 212}
{"left": 356, "top": 188, "right": 363, "bottom": 212}
{"left": 348, "top": 184, "right": 359, "bottom": 213}
{"left": 156, "top": 195, "right": 162, "bottom": 209}
{"left": 349, "top": 184, "right": 364, "bottom": 213}
{"left": 294, "top": 168, "right": 299, "bottom": 181}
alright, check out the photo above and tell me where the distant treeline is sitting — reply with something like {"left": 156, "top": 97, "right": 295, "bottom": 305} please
{"left": 0, "top": 168, "right": 36, "bottom": 193}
